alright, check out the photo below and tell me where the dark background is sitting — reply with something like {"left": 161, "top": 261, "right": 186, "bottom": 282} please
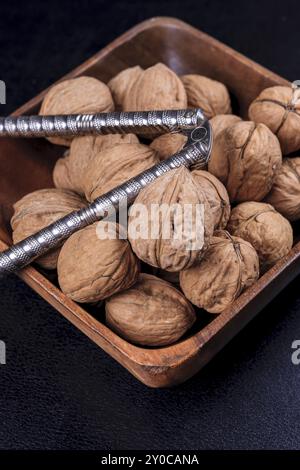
{"left": 0, "top": 0, "right": 300, "bottom": 450}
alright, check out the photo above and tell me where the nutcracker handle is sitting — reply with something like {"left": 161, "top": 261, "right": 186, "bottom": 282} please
{"left": 0, "top": 119, "right": 212, "bottom": 279}
{"left": 0, "top": 109, "right": 205, "bottom": 138}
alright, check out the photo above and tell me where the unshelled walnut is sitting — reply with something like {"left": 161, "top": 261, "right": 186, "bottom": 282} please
{"left": 150, "top": 133, "right": 187, "bottom": 161}
{"left": 40, "top": 76, "right": 114, "bottom": 146}
{"left": 191, "top": 170, "right": 230, "bottom": 229}
{"left": 53, "top": 133, "right": 139, "bottom": 194}
{"left": 123, "top": 63, "right": 187, "bottom": 111}
{"left": 128, "top": 167, "right": 214, "bottom": 272}
{"left": 249, "top": 86, "right": 300, "bottom": 154}
{"left": 108, "top": 66, "right": 143, "bottom": 109}
{"left": 181, "top": 75, "right": 232, "bottom": 119}
{"left": 208, "top": 121, "right": 282, "bottom": 202}
{"left": 227, "top": 201, "right": 293, "bottom": 271}
{"left": 264, "top": 157, "right": 300, "bottom": 221}
{"left": 210, "top": 114, "right": 242, "bottom": 138}
{"left": 180, "top": 230, "right": 259, "bottom": 313}
{"left": 11, "top": 188, "right": 86, "bottom": 270}
{"left": 105, "top": 273, "right": 196, "bottom": 346}
{"left": 53, "top": 150, "right": 74, "bottom": 191}
{"left": 84, "top": 142, "right": 159, "bottom": 201}
{"left": 57, "top": 222, "right": 139, "bottom": 303}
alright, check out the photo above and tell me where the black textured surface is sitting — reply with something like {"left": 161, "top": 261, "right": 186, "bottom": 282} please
{"left": 0, "top": 0, "right": 300, "bottom": 450}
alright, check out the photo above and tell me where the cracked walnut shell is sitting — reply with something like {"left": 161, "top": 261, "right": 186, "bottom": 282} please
{"left": 264, "top": 157, "right": 300, "bottom": 221}
{"left": 181, "top": 75, "right": 232, "bottom": 119}
{"left": 105, "top": 273, "right": 196, "bottom": 346}
{"left": 123, "top": 63, "right": 187, "bottom": 111}
{"left": 40, "top": 76, "right": 114, "bottom": 146}
{"left": 11, "top": 188, "right": 86, "bottom": 270}
{"left": 208, "top": 121, "right": 282, "bottom": 202}
{"left": 249, "top": 86, "right": 300, "bottom": 154}
{"left": 128, "top": 167, "right": 214, "bottom": 272}
{"left": 227, "top": 201, "right": 293, "bottom": 272}
{"left": 179, "top": 230, "right": 259, "bottom": 314}
{"left": 57, "top": 222, "right": 139, "bottom": 303}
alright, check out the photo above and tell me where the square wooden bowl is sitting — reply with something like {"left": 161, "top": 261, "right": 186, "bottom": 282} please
{"left": 0, "top": 17, "right": 299, "bottom": 388}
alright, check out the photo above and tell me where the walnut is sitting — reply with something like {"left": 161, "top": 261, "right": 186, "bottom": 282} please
{"left": 249, "top": 86, "right": 300, "bottom": 154}
{"left": 11, "top": 188, "right": 86, "bottom": 270}
{"left": 57, "top": 222, "right": 139, "bottom": 303}
{"left": 108, "top": 66, "right": 143, "bottom": 109}
{"left": 208, "top": 121, "right": 282, "bottom": 202}
{"left": 84, "top": 142, "right": 159, "bottom": 201}
{"left": 123, "top": 63, "right": 187, "bottom": 111}
{"left": 40, "top": 76, "right": 114, "bottom": 146}
{"left": 191, "top": 170, "right": 230, "bottom": 229}
{"left": 179, "top": 230, "right": 259, "bottom": 313}
{"left": 181, "top": 75, "right": 232, "bottom": 119}
{"left": 128, "top": 167, "right": 214, "bottom": 272}
{"left": 150, "top": 133, "right": 187, "bottom": 160}
{"left": 264, "top": 157, "right": 300, "bottom": 221}
{"left": 210, "top": 114, "right": 242, "bottom": 138}
{"left": 105, "top": 273, "right": 196, "bottom": 346}
{"left": 53, "top": 150, "right": 74, "bottom": 191}
{"left": 53, "top": 133, "right": 139, "bottom": 194}
{"left": 227, "top": 201, "right": 293, "bottom": 272}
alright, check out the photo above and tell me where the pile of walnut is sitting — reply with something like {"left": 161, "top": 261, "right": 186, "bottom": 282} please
{"left": 11, "top": 64, "right": 300, "bottom": 347}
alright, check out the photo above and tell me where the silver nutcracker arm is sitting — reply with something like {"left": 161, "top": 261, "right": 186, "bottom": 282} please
{"left": 0, "top": 118, "right": 212, "bottom": 279}
{"left": 0, "top": 109, "right": 205, "bottom": 138}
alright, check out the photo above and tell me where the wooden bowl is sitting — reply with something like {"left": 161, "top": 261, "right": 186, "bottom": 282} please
{"left": 0, "top": 17, "right": 299, "bottom": 387}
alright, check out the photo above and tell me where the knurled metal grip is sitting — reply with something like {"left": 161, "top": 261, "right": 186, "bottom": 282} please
{"left": 0, "top": 110, "right": 212, "bottom": 278}
{"left": 0, "top": 109, "right": 205, "bottom": 138}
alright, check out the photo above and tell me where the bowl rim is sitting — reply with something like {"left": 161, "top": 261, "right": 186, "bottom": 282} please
{"left": 1, "top": 16, "right": 299, "bottom": 381}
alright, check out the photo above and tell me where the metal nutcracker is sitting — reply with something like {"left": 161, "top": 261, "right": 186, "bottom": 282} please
{"left": 0, "top": 108, "right": 212, "bottom": 278}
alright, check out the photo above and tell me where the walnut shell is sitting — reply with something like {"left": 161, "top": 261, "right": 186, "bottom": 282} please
{"left": 53, "top": 133, "right": 139, "bottom": 194}
{"left": 210, "top": 114, "right": 242, "bottom": 138}
{"left": 208, "top": 121, "right": 282, "bottom": 202}
{"left": 180, "top": 230, "right": 259, "bottom": 313}
{"left": 227, "top": 201, "right": 293, "bottom": 272}
{"left": 191, "top": 170, "right": 230, "bottom": 229}
{"left": 40, "top": 77, "right": 114, "bottom": 146}
{"left": 105, "top": 273, "right": 196, "bottom": 346}
{"left": 123, "top": 63, "right": 187, "bottom": 111}
{"left": 249, "top": 86, "right": 300, "bottom": 154}
{"left": 264, "top": 157, "right": 300, "bottom": 221}
{"left": 57, "top": 222, "right": 139, "bottom": 303}
{"left": 128, "top": 167, "right": 214, "bottom": 272}
{"left": 84, "top": 142, "right": 159, "bottom": 201}
{"left": 150, "top": 133, "right": 187, "bottom": 161}
{"left": 53, "top": 150, "right": 74, "bottom": 191}
{"left": 181, "top": 75, "right": 232, "bottom": 119}
{"left": 11, "top": 189, "right": 86, "bottom": 270}
{"left": 108, "top": 66, "right": 143, "bottom": 109}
